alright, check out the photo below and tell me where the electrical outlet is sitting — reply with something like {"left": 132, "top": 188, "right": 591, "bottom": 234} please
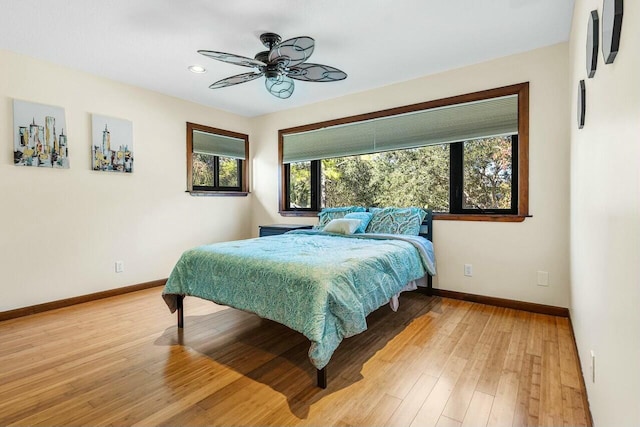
{"left": 590, "top": 350, "right": 596, "bottom": 383}
{"left": 464, "top": 264, "right": 473, "bottom": 277}
{"left": 115, "top": 261, "right": 124, "bottom": 273}
{"left": 537, "top": 271, "right": 549, "bottom": 286}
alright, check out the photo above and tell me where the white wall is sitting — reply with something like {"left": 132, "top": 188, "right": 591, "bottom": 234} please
{"left": 1, "top": 44, "right": 573, "bottom": 314}
{"left": 569, "top": 1, "right": 640, "bottom": 425}
{"left": 251, "top": 43, "right": 571, "bottom": 308}
{"left": 0, "top": 50, "right": 252, "bottom": 311}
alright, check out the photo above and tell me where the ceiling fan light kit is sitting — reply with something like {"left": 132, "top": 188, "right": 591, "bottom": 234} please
{"left": 198, "top": 32, "right": 347, "bottom": 99}
{"left": 188, "top": 65, "right": 207, "bottom": 73}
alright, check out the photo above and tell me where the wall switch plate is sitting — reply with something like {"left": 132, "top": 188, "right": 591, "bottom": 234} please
{"left": 464, "top": 264, "right": 473, "bottom": 277}
{"left": 537, "top": 271, "right": 549, "bottom": 286}
{"left": 115, "top": 261, "right": 124, "bottom": 273}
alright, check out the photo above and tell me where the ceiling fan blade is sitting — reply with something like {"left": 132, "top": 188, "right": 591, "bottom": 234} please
{"left": 268, "top": 36, "right": 314, "bottom": 67}
{"left": 198, "top": 50, "right": 266, "bottom": 68}
{"left": 287, "top": 63, "right": 347, "bottom": 82}
{"left": 265, "top": 75, "right": 294, "bottom": 99}
{"left": 209, "top": 72, "right": 264, "bottom": 89}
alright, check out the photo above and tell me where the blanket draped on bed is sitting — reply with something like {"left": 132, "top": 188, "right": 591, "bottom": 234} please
{"left": 163, "top": 231, "right": 435, "bottom": 369}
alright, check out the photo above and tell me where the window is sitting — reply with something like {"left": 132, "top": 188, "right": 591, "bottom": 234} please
{"left": 186, "top": 122, "right": 248, "bottom": 195}
{"left": 452, "top": 135, "right": 517, "bottom": 214}
{"left": 279, "top": 83, "right": 528, "bottom": 221}
{"left": 320, "top": 145, "right": 450, "bottom": 211}
{"left": 458, "top": 136, "right": 516, "bottom": 213}
{"left": 287, "top": 160, "right": 317, "bottom": 209}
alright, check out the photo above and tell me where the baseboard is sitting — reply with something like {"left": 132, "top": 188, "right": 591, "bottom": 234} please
{"left": 0, "top": 279, "right": 167, "bottom": 322}
{"left": 430, "top": 288, "right": 569, "bottom": 317}
{"left": 1, "top": 280, "right": 568, "bottom": 321}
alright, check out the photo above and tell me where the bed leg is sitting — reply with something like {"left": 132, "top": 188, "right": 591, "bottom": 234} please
{"left": 427, "top": 274, "right": 433, "bottom": 295}
{"left": 177, "top": 295, "right": 184, "bottom": 329}
{"left": 317, "top": 367, "right": 327, "bottom": 389}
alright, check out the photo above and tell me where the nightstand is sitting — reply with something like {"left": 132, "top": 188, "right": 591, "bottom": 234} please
{"left": 259, "top": 224, "right": 313, "bottom": 237}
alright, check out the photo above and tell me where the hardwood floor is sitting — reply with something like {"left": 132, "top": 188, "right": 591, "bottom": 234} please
{"left": 0, "top": 288, "right": 591, "bottom": 426}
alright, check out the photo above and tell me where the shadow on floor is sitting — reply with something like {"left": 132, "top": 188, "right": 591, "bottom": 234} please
{"left": 154, "top": 291, "right": 440, "bottom": 419}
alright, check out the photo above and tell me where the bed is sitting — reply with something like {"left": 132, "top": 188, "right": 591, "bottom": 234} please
{"left": 162, "top": 208, "right": 436, "bottom": 388}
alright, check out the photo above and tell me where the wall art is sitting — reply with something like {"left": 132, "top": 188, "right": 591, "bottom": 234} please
{"left": 602, "top": 0, "right": 623, "bottom": 64}
{"left": 586, "top": 10, "right": 599, "bottom": 77}
{"left": 577, "top": 80, "right": 586, "bottom": 129}
{"left": 13, "top": 99, "right": 69, "bottom": 168}
{"left": 91, "top": 114, "right": 134, "bottom": 173}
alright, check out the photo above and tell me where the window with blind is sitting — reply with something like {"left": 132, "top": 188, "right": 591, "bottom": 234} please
{"left": 187, "top": 122, "right": 249, "bottom": 194}
{"left": 278, "top": 83, "right": 529, "bottom": 221}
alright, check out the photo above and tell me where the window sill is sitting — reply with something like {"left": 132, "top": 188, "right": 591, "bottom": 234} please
{"left": 187, "top": 191, "right": 249, "bottom": 197}
{"left": 433, "top": 213, "right": 530, "bottom": 222}
{"left": 279, "top": 210, "right": 530, "bottom": 222}
{"left": 279, "top": 210, "right": 317, "bottom": 217}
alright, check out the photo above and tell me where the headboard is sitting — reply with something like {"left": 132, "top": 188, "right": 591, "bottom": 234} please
{"left": 419, "top": 209, "right": 433, "bottom": 242}
{"left": 418, "top": 209, "right": 433, "bottom": 292}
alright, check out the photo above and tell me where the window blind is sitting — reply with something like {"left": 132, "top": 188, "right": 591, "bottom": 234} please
{"left": 193, "top": 130, "right": 246, "bottom": 159}
{"left": 282, "top": 95, "right": 518, "bottom": 164}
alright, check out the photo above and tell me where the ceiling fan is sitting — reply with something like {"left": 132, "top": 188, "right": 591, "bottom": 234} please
{"left": 198, "top": 32, "right": 347, "bottom": 99}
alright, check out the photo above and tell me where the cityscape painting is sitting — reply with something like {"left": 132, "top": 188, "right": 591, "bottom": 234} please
{"left": 91, "top": 114, "right": 133, "bottom": 173}
{"left": 13, "top": 100, "right": 69, "bottom": 168}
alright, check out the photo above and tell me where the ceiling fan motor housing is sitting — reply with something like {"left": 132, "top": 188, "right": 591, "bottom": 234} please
{"left": 254, "top": 51, "right": 270, "bottom": 64}
{"left": 255, "top": 48, "right": 286, "bottom": 80}
{"left": 259, "top": 32, "right": 282, "bottom": 49}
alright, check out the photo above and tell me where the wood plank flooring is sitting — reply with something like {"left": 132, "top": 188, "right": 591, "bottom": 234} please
{"left": 0, "top": 288, "right": 591, "bottom": 426}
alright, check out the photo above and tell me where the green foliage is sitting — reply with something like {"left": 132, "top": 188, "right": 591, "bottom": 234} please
{"left": 193, "top": 154, "right": 240, "bottom": 188}
{"left": 219, "top": 157, "right": 239, "bottom": 187}
{"left": 463, "top": 136, "right": 512, "bottom": 209}
{"left": 322, "top": 156, "right": 378, "bottom": 207}
{"left": 291, "top": 137, "right": 514, "bottom": 212}
{"left": 193, "top": 153, "right": 214, "bottom": 186}
{"left": 289, "top": 162, "right": 311, "bottom": 208}
{"left": 320, "top": 146, "right": 450, "bottom": 211}
{"left": 371, "top": 146, "right": 450, "bottom": 211}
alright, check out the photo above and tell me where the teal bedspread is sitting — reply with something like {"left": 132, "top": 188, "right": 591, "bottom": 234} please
{"left": 163, "top": 232, "right": 436, "bottom": 369}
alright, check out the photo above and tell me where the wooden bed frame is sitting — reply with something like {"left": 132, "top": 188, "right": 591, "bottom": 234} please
{"left": 174, "top": 210, "right": 433, "bottom": 389}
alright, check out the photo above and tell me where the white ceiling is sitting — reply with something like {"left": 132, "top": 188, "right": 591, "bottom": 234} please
{"left": 0, "top": 0, "right": 575, "bottom": 117}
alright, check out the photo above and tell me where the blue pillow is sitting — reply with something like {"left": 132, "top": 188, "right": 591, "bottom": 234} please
{"left": 344, "top": 212, "right": 374, "bottom": 233}
{"left": 316, "top": 206, "right": 366, "bottom": 229}
{"left": 366, "top": 207, "right": 427, "bottom": 235}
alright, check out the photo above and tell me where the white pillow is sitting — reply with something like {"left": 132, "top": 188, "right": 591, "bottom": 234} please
{"left": 323, "top": 218, "right": 362, "bottom": 235}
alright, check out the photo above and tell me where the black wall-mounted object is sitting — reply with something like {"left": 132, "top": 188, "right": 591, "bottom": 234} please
{"left": 586, "top": 10, "right": 599, "bottom": 77}
{"left": 602, "top": 0, "right": 623, "bottom": 64}
{"left": 577, "top": 80, "right": 586, "bottom": 129}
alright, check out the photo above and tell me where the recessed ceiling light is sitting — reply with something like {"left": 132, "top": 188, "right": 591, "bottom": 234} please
{"left": 188, "top": 65, "right": 206, "bottom": 74}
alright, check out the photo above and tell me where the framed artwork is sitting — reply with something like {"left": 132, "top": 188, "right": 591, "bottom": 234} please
{"left": 577, "top": 80, "right": 586, "bottom": 129}
{"left": 602, "top": 0, "right": 623, "bottom": 64}
{"left": 91, "top": 114, "right": 134, "bottom": 173}
{"left": 13, "top": 99, "right": 69, "bottom": 168}
{"left": 586, "top": 10, "right": 599, "bottom": 78}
